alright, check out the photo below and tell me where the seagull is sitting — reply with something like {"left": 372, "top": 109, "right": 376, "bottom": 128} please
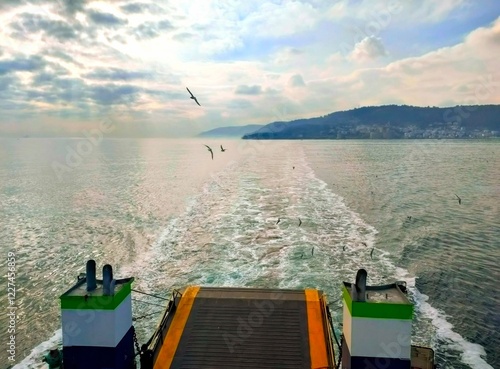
{"left": 204, "top": 145, "right": 213, "bottom": 160}
{"left": 220, "top": 145, "right": 226, "bottom": 152}
{"left": 370, "top": 248, "right": 374, "bottom": 259}
{"left": 311, "top": 247, "right": 315, "bottom": 256}
{"left": 361, "top": 242, "right": 367, "bottom": 247}
{"left": 276, "top": 218, "right": 281, "bottom": 225}
{"left": 455, "top": 194, "right": 461, "bottom": 205}
{"left": 186, "top": 87, "right": 201, "bottom": 106}
{"left": 298, "top": 218, "right": 302, "bottom": 227}
{"left": 343, "top": 245, "right": 346, "bottom": 252}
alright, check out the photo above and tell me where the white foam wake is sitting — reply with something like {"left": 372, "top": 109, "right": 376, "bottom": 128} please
{"left": 395, "top": 268, "right": 494, "bottom": 369}
{"left": 12, "top": 329, "right": 61, "bottom": 369}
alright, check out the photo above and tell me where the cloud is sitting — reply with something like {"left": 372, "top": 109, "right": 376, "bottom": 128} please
{"left": 9, "top": 13, "right": 79, "bottom": 41}
{"left": 48, "top": 77, "right": 87, "bottom": 102}
{"left": 0, "top": 0, "right": 26, "bottom": 10}
{"left": 350, "top": 36, "right": 387, "bottom": 61}
{"left": 327, "top": 0, "right": 468, "bottom": 25}
{"left": 120, "top": 2, "right": 163, "bottom": 14}
{"left": 242, "top": 1, "right": 322, "bottom": 37}
{"left": 315, "top": 17, "right": 500, "bottom": 109}
{"left": 0, "top": 1, "right": 498, "bottom": 137}
{"left": 172, "top": 32, "right": 194, "bottom": 41}
{"left": 83, "top": 68, "right": 151, "bottom": 81}
{"left": 60, "top": 0, "right": 87, "bottom": 16}
{"left": 89, "top": 84, "right": 141, "bottom": 105}
{"left": 235, "top": 85, "right": 262, "bottom": 95}
{"left": 405, "top": 0, "right": 470, "bottom": 23}
{"left": 87, "top": 10, "right": 127, "bottom": 27}
{"left": 0, "top": 56, "right": 46, "bottom": 75}
{"left": 131, "top": 20, "right": 175, "bottom": 40}
{"left": 272, "top": 47, "right": 306, "bottom": 65}
{"left": 289, "top": 74, "right": 306, "bottom": 87}
{"left": 228, "top": 98, "right": 254, "bottom": 109}
{"left": 32, "top": 72, "right": 57, "bottom": 85}
{"left": 0, "top": 74, "right": 16, "bottom": 91}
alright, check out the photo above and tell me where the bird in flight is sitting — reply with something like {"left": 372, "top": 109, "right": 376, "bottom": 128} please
{"left": 276, "top": 218, "right": 281, "bottom": 225}
{"left": 220, "top": 145, "right": 226, "bottom": 152}
{"left": 186, "top": 87, "right": 200, "bottom": 106}
{"left": 204, "top": 145, "right": 213, "bottom": 160}
{"left": 455, "top": 194, "right": 461, "bottom": 205}
{"left": 370, "top": 248, "right": 374, "bottom": 259}
{"left": 298, "top": 218, "right": 302, "bottom": 227}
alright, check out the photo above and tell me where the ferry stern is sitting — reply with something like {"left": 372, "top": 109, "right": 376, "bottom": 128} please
{"left": 56, "top": 261, "right": 436, "bottom": 369}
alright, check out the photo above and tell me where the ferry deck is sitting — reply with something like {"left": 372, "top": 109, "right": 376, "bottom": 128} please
{"left": 58, "top": 261, "right": 436, "bottom": 369}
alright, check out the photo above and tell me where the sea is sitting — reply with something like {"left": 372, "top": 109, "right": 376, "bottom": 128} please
{"left": 0, "top": 137, "right": 498, "bottom": 369}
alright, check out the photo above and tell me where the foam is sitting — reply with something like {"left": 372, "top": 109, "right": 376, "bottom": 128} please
{"left": 395, "top": 267, "right": 494, "bottom": 369}
{"left": 12, "top": 329, "right": 61, "bottom": 369}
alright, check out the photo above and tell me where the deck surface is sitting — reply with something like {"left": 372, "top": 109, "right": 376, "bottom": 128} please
{"left": 153, "top": 287, "right": 332, "bottom": 369}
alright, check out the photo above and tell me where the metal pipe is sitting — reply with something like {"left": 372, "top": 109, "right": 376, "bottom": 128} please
{"left": 86, "top": 260, "right": 97, "bottom": 291}
{"left": 351, "top": 269, "right": 367, "bottom": 302}
{"left": 103, "top": 264, "right": 113, "bottom": 296}
{"left": 355, "top": 269, "right": 367, "bottom": 302}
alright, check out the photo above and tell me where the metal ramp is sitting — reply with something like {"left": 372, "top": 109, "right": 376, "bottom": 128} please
{"left": 147, "top": 287, "right": 335, "bottom": 369}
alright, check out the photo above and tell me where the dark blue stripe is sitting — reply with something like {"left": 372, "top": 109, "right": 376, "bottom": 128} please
{"left": 63, "top": 326, "right": 135, "bottom": 369}
{"left": 342, "top": 339, "right": 411, "bottom": 369}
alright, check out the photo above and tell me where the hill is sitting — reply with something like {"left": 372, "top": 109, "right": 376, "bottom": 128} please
{"left": 197, "top": 124, "right": 264, "bottom": 137}
{"left": 242, "top": 105, "right": 500, "bottom": 139}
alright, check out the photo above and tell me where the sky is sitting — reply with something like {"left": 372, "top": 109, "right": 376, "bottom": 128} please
{"left": 0, "top": 0, "right": 499, "bottom": 137}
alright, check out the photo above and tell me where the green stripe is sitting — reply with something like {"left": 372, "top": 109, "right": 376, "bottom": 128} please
{"left": 342, "top": 286, "right": 413, "bottom": 320}
{"left": 61, "top": 280, "right": 132, "bottom": 310}
{"left": 343, "top": 284, "right": 353, "bottom": 315}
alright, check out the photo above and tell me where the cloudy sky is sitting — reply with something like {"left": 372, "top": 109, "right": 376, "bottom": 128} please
{"left": 0, "top": 0, "right": 499, "bottom": 137}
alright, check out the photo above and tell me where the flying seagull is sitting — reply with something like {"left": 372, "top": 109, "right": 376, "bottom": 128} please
{"left": 186, "top": 87, "right": 201, "bottom": 106}
{"left": 361, "top": 242, "right": 367, "bottom": 247}
{"left": 370, "top": 248, "right": 374, "bottom": 259}
{"left": 455, "top": 194, "right": 461, "bottom": 205}
{"left": 276, "top": 218, "right": 281, "bottom": 225}
{"left": 220, "top": 145, "right": 226, "bottom": 152}
{"left": 311, "top": 247, "right": 315, "bottom": 256}
{"left": 298, "top": 218, "right": 302, "bottom": 227}
{"left": 204, "top": 145, "right": 213, "bottom": 160}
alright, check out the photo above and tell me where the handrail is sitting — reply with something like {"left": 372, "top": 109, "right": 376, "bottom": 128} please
{"left": 320, "top": 294, "right": 337, "bottom": 369}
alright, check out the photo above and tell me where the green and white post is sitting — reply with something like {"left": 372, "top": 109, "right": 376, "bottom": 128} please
{"left": 60, "top": 260, "right": 135, "bottom": 369}
{"left": 342, "top": 269, "right": 413, "bottom": 369}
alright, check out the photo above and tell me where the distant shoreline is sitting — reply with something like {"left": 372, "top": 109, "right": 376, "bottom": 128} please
{"left": 242, "top": 104, "right": 500, "bottom": 140}
{"left": 1, "top": 136, "right": 499, "bottom": 141}
{"left": 241, "top": 137, "right": 500, "bottom": 141}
